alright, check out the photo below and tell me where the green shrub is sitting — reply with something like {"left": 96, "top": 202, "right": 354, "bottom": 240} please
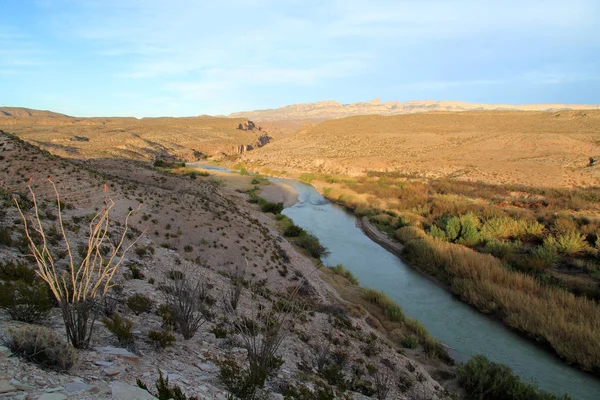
{"left": 260, "top": 201, "right": 284, "bottom": 214}
{"left": 401, "top": 335, "right": 419, "bottom": 349}
{"left": 284, "top": 224, "right": 305, "bottom": 237}
{"left": 0, "top": 280, "right": 53, "bottom": 322}
{"left": 103, "top": 313, "right": 134, "bottom": 345}
{"left": 218, "top": 357, "right": 262, "bottom": 399}
{"left": 0, "top": 227, "right": 12, "bottom": 247}
{"left": 458, "top": 355, "right": 571, "bottom": 400}
{"left": 251, "top": 178, "right": 261, "bottom": 185}
{"left": 128, "top": 264, "right": 145, "bottom": 280}
{"left": 483, "top": 240, "right": 521, "bottom": 259}
{"left": 134, "top": 246, "right": 148, "bottom": 257}
{"left": 0, "top": 262, "right": 37, "bottom": 284}
{"left": 3, "top": 326, "right": 77, "bottom": 371}
{"left": 137, "top": 370, "right": 199, "bottom": 400}
{"left": 297, "top": 232, "right": 330, "bottom": 258}
{"left": 148, "top": 330, "right": 176, "bottom": 349}
{"left": 127, "top": 293, "right": 154, "bottom": 315}
{"left": 328, "top": 264, "right": 359, "bottom": 285}
{"left": 544, "top": 231, "right": 588, "bottom": 255}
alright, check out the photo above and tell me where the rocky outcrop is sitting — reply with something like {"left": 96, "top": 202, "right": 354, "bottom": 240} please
{"left": 229, "top": 99, "right": 600, "bottom": 121}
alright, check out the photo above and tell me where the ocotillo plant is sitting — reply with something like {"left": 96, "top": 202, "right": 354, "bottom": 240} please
{"left": 15, "top": 178, "right": 144, "bottom": 349}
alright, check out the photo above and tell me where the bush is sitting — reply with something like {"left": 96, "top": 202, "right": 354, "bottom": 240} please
{"left": 328, "top": 264, "right": 359, "bottom": 285}
{"left": 0, "top": 280, "right": 53, "bottom": 322}
{"left": 401, "top": 335, "right": 419, "bottom": 349}
{"left": 127, "top": 294, "right": 154, "bottom": 315}
{"left": 218, "top": 357, "right": 263, "bottom": 399}
{"left": 544, "top": 231, "right": 588, "bottom": 255}
{"left": 163, "top": 275, "right": 210, "bottom": 339}
{"left": 458, "top": 355, "right": 571, "bottom": 400}
{"left": 363, "top": 289, "right": 406, "bottom": 323}
{"left": 0, "top": 227, "right": 12, "bottom": 246}
{"left": 283, "top": 224, "right": 305, "bottom": 237}
{"left": 260, "top": 201, "right": 284, "bottom": 214}
{"left": 137, "top": 370, "right": 198, "bottom": 400}
{"left": 128, "top": 264, "right": 145, "bottom": 280}
{"left": 3, "top": 326, "right": 76, "bottom": 371}
{"left": 148, "top": 330, "right": 176, "bottom": 349}
{"left": 103, "top": 313, "right": 134, "bottom": 345}
{"left": 297, "top": 232, "right": 330, "bottom": 259}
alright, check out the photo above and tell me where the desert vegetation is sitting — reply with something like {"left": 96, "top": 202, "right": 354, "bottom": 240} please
{"left": 286, "top": 170, "right": 600, "bottom": 373}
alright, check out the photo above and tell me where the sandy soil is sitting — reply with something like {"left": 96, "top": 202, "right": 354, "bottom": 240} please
{"left": 259, "top": 180, "right": 299, "bottom": 207}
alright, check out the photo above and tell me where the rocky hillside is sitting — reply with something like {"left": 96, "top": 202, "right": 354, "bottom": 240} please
{"left": 228, "top": 99, "right": 600, "bottom": 122}
{"left": 0, "top": 131, "right": 453, "bottom": 399}
{"left": 0, "top": 114, "right": 273, "bottom": 161}
{"left": 244, "top": 110, "right": 600, "bottom": 188}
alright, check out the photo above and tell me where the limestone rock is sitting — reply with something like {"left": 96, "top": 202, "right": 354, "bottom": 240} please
{"left": 111, "top": 382, "right": 157, "bottom": 400}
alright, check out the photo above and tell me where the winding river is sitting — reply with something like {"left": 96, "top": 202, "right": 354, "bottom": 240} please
{"left": 191, "top": 164, "right": 600, "bottom": 399}
{"left": 277, "top": 178, "right": 600, "bottom": 400}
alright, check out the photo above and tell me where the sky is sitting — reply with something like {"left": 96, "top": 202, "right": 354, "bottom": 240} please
{"left": 1, "top": 0, "right": 599, "bottom": 117}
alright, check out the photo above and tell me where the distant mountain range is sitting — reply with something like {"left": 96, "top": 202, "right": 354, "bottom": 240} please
{"left": 229, "top": 99, "right": 600, "bottom": 121}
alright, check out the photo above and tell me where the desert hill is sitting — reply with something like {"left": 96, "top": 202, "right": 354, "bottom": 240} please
{"left": 0, "top": 106, "right": 70, "bottom": 118}
{"left": 229, "top": 99, "right": 600, "bottom": 122}
{"left": 0, "top": 114, "right": 273, "bottom": 160}
{"left": 0, "top": 131, "right": 452, "bottom": 399}
{"left": 244, "top": 110, "right": 600, "bottom": 188}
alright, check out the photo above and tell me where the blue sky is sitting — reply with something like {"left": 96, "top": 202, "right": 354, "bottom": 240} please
{"left": 1, "top": 0, "right": 599, "bottom": 117}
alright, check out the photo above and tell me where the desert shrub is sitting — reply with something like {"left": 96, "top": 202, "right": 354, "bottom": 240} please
{"left": 480, "top": 217, "right": 544, "bottom": 240}
{"left": 210, "top": 322, "right": 230, "bottom": 338}
{"left": 328, "top": 264, "right": 359, "bottom": 285}
{"left": 3, "top": 326, "right": 76, "bottom": 371}
{"left": 184, "top": 245, "right": 193, "bottom": 253}
{"left": 284, "top": 224, "right": 305, "bottom": 237}
{"left": 103, "top": 313, "right": 134, "bottom": 345}
{"left": 128, "top": 264, "right": 145, "bottom": 280}
{"left": 297, "top": 232, "right": 330, "bottom": 258}
{"left": 218, "top": 357, "right": 264, "bottom": 399}
{"left": 137, "top": 370, "right": 198, "bottom": 400}
{"left": 127, "top": 293, "right": 154, "bottom": 315}
{"left": 260, "top": 201, "right": 284, "bottom": 214}
{"left": 134, "top": 246, "right": 148, "bottom": 257}
{"left": 401, "top": 335, "right": 419, "bottom": 349}
{"left": 148, "top": 329, "right": 176, "bottom": 349}
{"left": 319, "top": 362, "right": 347, "bottom": 389}
{"left": 0, "top": 262, "right": 37, "bottom": 283}
{"left": 0, "top": 226, "right": 12, "bottom": 246}
{"left": 251, "top": 178, "right": 261, "bottom": 184}
{"left": 363, "top": 289, "right": 406, "bottom": 323}
{"left": 163, "top": 274, "right": 210, "bottom": 339}
{"left": 458, "top": 355, "right": 571, "bottom": 400}
{"left": 543, "top": 231, "right": 588, "bottom": 255}
{"left": 483, "top": 240, "right": 521, "bottom": 259}
{"left": 167, "top": 270, "right": 185, "bottom": 280}
{"left": 0, "top": 280, "right": 53, "bottom": 322}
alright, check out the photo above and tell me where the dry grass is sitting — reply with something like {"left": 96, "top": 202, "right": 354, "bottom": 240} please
{"left": 401, "top": 230, "right": 600, "bottom": 373}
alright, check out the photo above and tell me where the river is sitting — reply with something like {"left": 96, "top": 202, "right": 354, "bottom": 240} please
{"left": 277, "top": 178, "right": 600, "bottom": 400}
{"left": 190, "top": 164, "right": 600, "bottom": 399}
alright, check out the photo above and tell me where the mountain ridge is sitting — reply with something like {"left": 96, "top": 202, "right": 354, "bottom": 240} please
{"left": 229, "top": 99, "right": 600, "bottom": 121}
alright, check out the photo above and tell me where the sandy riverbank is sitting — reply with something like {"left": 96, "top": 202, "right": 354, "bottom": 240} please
{"left": 190, "top": 165, "right": 299, "bottom": 208}
{"left": 259, "top": 180, "right": 299, "bottom": 208}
